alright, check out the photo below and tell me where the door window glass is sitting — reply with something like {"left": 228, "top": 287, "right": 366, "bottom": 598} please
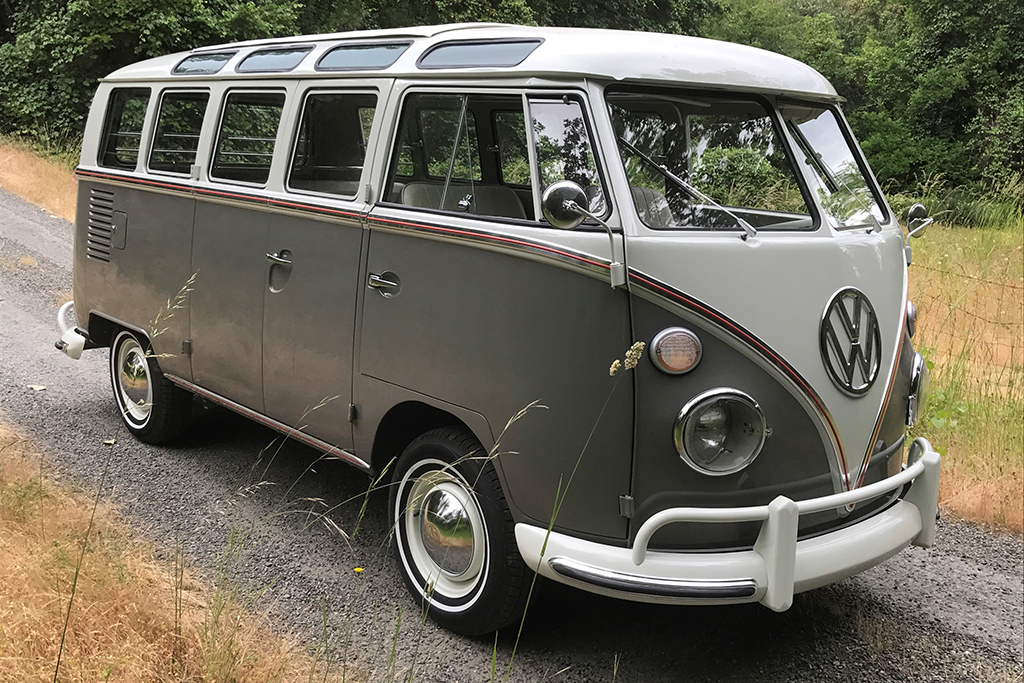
{"left": 99, "top": 88, "right": 150, "bottom": 170}
{"left": 211, "top": 91, "right": 285, "bottom": 185}
{"left": 289, "top": 92, "right": 378, "bottom": 198}
{"left": 385, "top": 93, "right": 537, "bottom": 219}
{"left": 494, "top": 110, "right": 530, "bottom": 185}
{"left": 148, "top": 91, "right": 209, "bottom": 175}
{"left": 529, "top": 97, "right": 607, "bottom": 215}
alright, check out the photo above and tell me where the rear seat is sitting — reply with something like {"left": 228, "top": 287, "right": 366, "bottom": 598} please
{"left": 401, "top": 181, "right": 527, "bottom": 220}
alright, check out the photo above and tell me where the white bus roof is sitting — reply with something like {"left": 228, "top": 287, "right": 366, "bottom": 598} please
{"left": 103, "top": 23, "right": 840, "bottom": 101}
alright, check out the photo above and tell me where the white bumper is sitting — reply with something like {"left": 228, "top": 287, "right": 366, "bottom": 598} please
{"left": 516, "top": 438, "right": 940, "bottom": 612}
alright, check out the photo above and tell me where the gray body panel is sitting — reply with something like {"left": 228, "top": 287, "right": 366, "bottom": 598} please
{"left": 76, "top": 179, "right": 194, "bottom": 380}
{"left": 190, "top": 198, "right": 270, "bottom": 411}
{"left": 262, "top": 210, "right": 363, "bottom": 448}
{"left": 358, "top": 220, "right": 633, "bottom": 540}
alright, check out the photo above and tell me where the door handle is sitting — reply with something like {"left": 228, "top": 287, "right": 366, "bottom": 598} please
{"left": 367, "top": 272, "right": 399, "bottom": 289}
{"left": 367, "top": 271, "right": 401, "bottom": 297}
{"left": 266, "top": 251, "right": 292, "bottom": 266}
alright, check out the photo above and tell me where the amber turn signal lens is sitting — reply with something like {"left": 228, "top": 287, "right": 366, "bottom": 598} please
{"left": 650, "top": 327, "right": 703, "bottom": 375}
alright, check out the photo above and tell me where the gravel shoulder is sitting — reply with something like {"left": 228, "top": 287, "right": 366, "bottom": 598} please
{"left": 0, "top": 186, "right": 1021, "bottom": 682}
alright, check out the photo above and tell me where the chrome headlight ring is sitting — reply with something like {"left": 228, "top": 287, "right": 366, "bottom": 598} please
{"left": 673, "top": 388, "right": 768, "bottom": 477}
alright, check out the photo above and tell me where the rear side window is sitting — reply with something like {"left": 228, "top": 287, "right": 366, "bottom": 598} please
{"left": 289, "top": 92, "right": 378, "bottom": 198}
{"left": 211, "top": 91, "right": 285, "bottom": 185}
{"left": 148, "top": 91, "right": 209, "bottom": 175}
{"left": 98, "top": 88, "right": 150, "bottom": 170}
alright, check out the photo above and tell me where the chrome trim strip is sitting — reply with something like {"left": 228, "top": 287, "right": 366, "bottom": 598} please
{"left": 548, "top": 557, "right": 758, "bottom": 599}
{"left": 165, "top": 375, "right": 370, "bottom": 471}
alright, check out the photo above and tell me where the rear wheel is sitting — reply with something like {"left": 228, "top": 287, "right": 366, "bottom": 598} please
{"left": 389, "top": 428, "right": 530, "bottom": 635}
{"left": 110, "top": 330, "right": 191, "bottom": 444}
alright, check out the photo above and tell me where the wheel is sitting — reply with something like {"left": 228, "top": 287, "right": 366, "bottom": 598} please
{"left": 389, "top": 427, "right": 530, "bottom": 635}
{"left": 110, "top": 330, "right": 192, "bottom": 444}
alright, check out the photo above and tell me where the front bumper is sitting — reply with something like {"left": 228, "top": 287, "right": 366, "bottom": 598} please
{"left": 516, "top": 438, "right": 940, "bottom": 612}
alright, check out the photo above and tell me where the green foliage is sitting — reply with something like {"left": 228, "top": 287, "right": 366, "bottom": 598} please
{"left": 692, "top": 146, "right": 806, "bottom": 213}
{"left": 0, "top": 0, "right": 301, "bottom": 139}
{"left": 704, "top": 0, "right": 1024, "bottom": 220}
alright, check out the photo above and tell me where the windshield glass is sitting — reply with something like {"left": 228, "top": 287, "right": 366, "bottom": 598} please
{"left": 778, "top": 103, "right": 885, "bottom": 228}
{"left": 607, "top": 89, "right": 812, "bottom": 231}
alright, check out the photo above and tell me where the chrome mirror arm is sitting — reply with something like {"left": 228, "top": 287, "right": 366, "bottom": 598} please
{"left": 564, "top": 200, "right": 627, "bottom": 288}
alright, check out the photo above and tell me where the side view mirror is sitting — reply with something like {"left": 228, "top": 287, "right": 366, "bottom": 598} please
{"left": 541, "top": 180, "right": 588, "bottom": 230}
{"left": 540, "top": 180, "right": 627, "bottom": 288}
{"left": 907, "top": 203, "right": 932, "bottom": 238}
{"left": 904, "top": 203, "right": 933, "bottom": 266}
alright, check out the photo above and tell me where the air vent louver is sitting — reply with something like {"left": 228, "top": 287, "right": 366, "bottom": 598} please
{"left": 87, "top": 188, "right": 114, "bottom": 262}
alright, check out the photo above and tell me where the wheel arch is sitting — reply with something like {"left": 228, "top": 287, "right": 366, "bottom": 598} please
{"left": 370, "top": 400, "right": 489, "bottom": 475}
{"left": 88, "top": 311, "right": 148, "bottom": 349}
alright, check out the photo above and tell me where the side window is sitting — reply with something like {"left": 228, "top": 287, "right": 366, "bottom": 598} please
{"left": 98, "top": 88, "right": 150, "bottom": 170}
{"left": 494, "top": 111, "right": 529, "bottom": 185}
{"left": 529, "top": 98, "right": 607, "bottom": 215}
{"left": 419, "top": 107, "right": 481, "bottom": 181}
{"left": 289, "top": 92, "right": 378, "bottom": 198}
{"left": 149, "top": 91, "right": 209, "bottom": 175}
{"left": 384, "top": 93, "right": 529, "bottom": 220}
{"left": 211, "top": 91, "right": 285, "bottom": 185}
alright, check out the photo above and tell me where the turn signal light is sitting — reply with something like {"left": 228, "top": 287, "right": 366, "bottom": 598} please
{"left": 650, "top": 327, "right": 703, "bottom": 375}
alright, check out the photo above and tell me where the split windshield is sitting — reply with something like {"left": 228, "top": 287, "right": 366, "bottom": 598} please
{"left": 607, "top": 89, "right": 885, "bottom": 232}
{"left": 607, "top": 89, "right": 811, "bottom": 231}
{"left": 778, "top": 102, "right": 885, "bottom": 228}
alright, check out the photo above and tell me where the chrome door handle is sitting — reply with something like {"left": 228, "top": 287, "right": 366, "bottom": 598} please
{"left": 266, "top": 252, "right": 292, "bottom": 266}
{"left": 367, "top": 272, "right": 399, "bottom": 289}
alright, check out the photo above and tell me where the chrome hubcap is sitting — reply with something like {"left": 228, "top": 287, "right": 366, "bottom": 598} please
{"left": 400, "top": 465, "right": 487, "bottom": 604}
{"left": 420, "top": 488, "right": 475, "bottom": 576}
{"left": 116, "top": 337, "right": 152, "bottom": 424}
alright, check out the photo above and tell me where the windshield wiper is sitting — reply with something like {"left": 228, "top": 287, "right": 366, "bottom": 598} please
{"left": 617, "top": 136, "right": 757, "bottom": 240}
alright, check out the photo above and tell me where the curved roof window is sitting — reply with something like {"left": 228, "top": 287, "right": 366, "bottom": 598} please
{"left": 417, "top": 39, "right": 542, "bottom": 69}
{"left": 316, "top": 42, "right": 412, "bottom": 71}
{"left": 173, "top": 52, "right": 236, "bottom": 75}
{"left": 236, "top": 46, "right": 313, "bottom": 73}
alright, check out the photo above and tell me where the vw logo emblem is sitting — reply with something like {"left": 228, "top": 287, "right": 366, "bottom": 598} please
{"left": 820, "top": 288, "right": 881, "bottom": 396}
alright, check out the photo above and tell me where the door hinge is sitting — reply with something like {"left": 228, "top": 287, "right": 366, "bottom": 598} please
{"left": 618, "top": 495, "right": 635, "bottom": 519}
{"left": 348, "top": 403, "right": 359, "bottom": 422}
{"left": 181, "top": 340, "right": 193, "bottom": 355}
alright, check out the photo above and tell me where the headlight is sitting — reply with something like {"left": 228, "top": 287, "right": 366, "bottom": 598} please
{"left": 673, "top": 389, "right": 767, "bottom": 476}
{"left": 907, "top": 352, "right": 929, "bottom": 426}
{"left": 649, "top": 327, "right": 702, "bottom": 375}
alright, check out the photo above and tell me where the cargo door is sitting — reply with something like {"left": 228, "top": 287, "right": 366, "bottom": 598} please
{"left": 190, "top": 88, "right": 289, "bottom": 412}
{"left": 261, "top": 84, "right": 384, "bottom": 449}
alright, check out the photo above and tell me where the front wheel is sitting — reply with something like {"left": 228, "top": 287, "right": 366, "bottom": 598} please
{"left": 110, "top": 330, "right": 192, "bottom": 444}
{"left": 389, "top": 428, "right": 530, "bottom": 635}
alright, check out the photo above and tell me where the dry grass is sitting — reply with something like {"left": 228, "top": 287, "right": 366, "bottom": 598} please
{"left": 908, "top": 224, "right": 1024, "bottom": 532}
{"left": 0, "top": 139, "right": 77, "bottom": 222}
{"left": 0, "top": 422, "right": 336, "bottom": 683}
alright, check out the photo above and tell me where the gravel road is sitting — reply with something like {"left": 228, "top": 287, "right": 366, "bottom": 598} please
{"left": 1, "top": 186, "right": 1021, "bottom": 682}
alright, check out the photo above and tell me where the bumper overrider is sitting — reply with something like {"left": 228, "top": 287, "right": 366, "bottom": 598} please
{"left": 516, "top": 438, "right": 940, "bottom": 611}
